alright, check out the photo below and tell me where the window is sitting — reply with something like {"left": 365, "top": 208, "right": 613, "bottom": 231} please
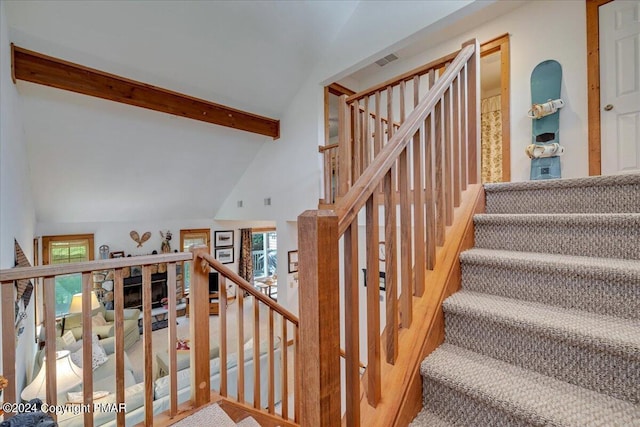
{"left": 42, "top": 234, "right": 94, "bottom": 317}
{"left": 252, "top": 229, "right": 277, "bottom": 279}
{"left": 180, "top": 229, "right": 211, "bottom": 294}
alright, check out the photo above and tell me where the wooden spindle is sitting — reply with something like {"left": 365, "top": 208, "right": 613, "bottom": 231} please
{"left": 399, "top": 144, "right": 412, "bottom": 329}
{"left": 219, "top": 276, "right": 228, "bottom": 396}
{"left": 453, "top": 76, "right": 462, "bottom": 207}
{"left": 412, "top": 75, "right": 426, "bottom": 297}
{"left": 142, "top": 265, "right": 154, "bottom": 426}
{"left": 434, "top": 96, "right": 445, "bottom": 246}
{"left": 268, "top": 310, "right": 275, "bottom": 414}
{"left": 253, "top": 296, "right": 261, "bottom": 409}
{"left": 344, "top": 220, "right": 360, "bottom": 426}
{"left": 281, "top": 316, "right": 288, "bottom": 420}
{"left": 237, "top": 284, "right": 245, "bottom": 403}
{"left": 81, "top": 272, "right": 94, "bottom": 427}
{"left": 114, "top": 269, "right": 126, "bottom": 426}
{"left": 464, "top": 38, "right": 481, "bottom": 184}
{"left": 2, "top": 281, "right": 17, "bottom": 418}
{"left": 189, "top": 246, "right": 211, "bottom": 408}
{"left": 444, "top": 86, "right": 454, "bottom": 226}
{"left": 366, "top": 195, "right": 381, "bottom": 406}
{"left": 167, "top": 262, "right": 178, "bottom": 416}
{"left": 363, "top": 97, "right": 370, "bottom": 169}
{"left": 43, "top": 277, "right": 57, "bottom": 413}
{"left": 384, "top": 168, "right": 398, "bottom": 364}
{"left": 353, "top": 101, "right": 362, "bottom": 181}
{"left": 425, "top": 116, "right": 436, "bottom": 271}
{"left": 338, "top": 95, "right": 351, "bottom": 197}
{"left": 460, "top": 66, "right": 468, "bottom": 189}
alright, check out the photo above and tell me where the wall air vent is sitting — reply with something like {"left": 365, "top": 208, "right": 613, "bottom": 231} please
{"left": 375, "top": 53, "right": 398, "bottom": 67}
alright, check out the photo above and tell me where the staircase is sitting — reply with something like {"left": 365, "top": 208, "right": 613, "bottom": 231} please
{"left": 411, "top": 173, "right": 640, "bottom": 426}
{"left": 171, "top": 403, "right": 260, "bottom": 427}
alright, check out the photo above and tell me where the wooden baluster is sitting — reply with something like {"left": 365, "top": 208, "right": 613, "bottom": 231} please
{"left": 453, "top": 76, "right": 462, "bottom": 207}
{"left": 114, "top": 268, "right": 126, "bottom": 426}
{"left": 268, "top": 310, "right": 275, "bottom": 414}
{"left": 366, "top": 195, "right": 381, "bottom": 406}
{"left": 460, "top": 66, "right": 468, "bottom": 189}
{"left": 353, "top": 100, "right": 362, "bottom": 181}
{"left": 253, "top": 295, "right": 261, "bottom": 409}
{"left": 43, "top": 277, "right": 57, "bottom": 411}
{"left": 384, "top": 167, "right": 398, "bottom": 364}
{"left": 142, "top": 265, "right": 154, "bottom": 426}
{"left": 280, "top": 316, "right": 288, "bottom": 420}
{"left": 397, "top": 80, "right": 412, "bottom": 328}
{"left": 189, "top": 246, "right": 211, "bottom": 408}
{"left": 464, "top": 38, "right": 481, "bottom": 184}
{"left": 237, "top": 281, "right": 245, "bottom": 403}
{"left": 363, "top": 96, "right": 370, "bottom": 169}
{"left": 323, "top": 147, "right": 332, "bottom": 204}
{"left": 338, "top": 95, "right": 351, "bottom": 197}
{"left": 434, "top": 96, "right": 446, "bottom": 246}
{"left": 294, "top": 326, "right": 300, "bottom": 423}
{"left": 425, "top": 115, "right": 436, "bottom": 271}
{"left": 444, "top": 85, "right": 454, "bottom": 226}
{"left": 219, "top": 276, "right": 228, "bottom": 396}
{"left": 412, "top": 75, "right": 426, "bottom": 297}
{"left": 1, "top": 281, "right": 17, "bottom": 418}
{"left": 81, "top": 273, "right": 94, "bottom": 427}
{"left": 344, "top": 220, "right": 360, "bottom": 426}
{"left": 167, "top": 262, "right": 178, "bottom": 416}
{"left": 375, "top": 91, "right": 382, "bottom": 165}
{"left": 297, "top": 210, "right": 340, "bottom": 427}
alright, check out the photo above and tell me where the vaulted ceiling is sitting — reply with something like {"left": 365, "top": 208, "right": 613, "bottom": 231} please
{"left": 3, "top": 0, "right": 504, "bottom": 224}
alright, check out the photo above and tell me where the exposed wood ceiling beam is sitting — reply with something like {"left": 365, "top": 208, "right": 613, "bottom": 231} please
{"left": 11, "top": 44, "right": 280, "bottom": 139}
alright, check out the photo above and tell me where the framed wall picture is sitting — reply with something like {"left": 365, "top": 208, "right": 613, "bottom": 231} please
{"left": 215, "top": 247, "right": 234, "bottom": 264}
{"left": 110, "top": 251, "right": 125, "bottom": 258}
{"left": 214, "top": 230, "right": 234, "bottom": 247}
{"left": 288, "top": 250, "right": 298, "bottom": 273}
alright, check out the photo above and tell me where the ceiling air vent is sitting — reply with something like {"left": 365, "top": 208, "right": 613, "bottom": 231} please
{"left": 375, "top": 53, "right": 398, "bottom": 67}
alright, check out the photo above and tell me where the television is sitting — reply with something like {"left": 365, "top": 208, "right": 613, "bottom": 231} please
{"left": 209, "top": 272, "right": 219, "bottom": 294}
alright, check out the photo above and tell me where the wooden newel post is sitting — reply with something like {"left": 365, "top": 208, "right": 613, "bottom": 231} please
{"left": 189, "top": 245, "right": 211, "bottom": 407}
{"left": 297, "top": 210, "right": 341, "bottom": 427}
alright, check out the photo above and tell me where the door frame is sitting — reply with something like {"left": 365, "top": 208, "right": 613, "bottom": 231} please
{"left": 480, "top": 33, "right": 511, "bottom": 182}
{"left": 586, "top": 0, "right": 614, "bottom": 175}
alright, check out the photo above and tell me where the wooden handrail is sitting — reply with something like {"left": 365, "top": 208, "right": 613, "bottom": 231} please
{"left": 346, "top": 49, "right": 460, "bottom": 102}
{"left": 0, "top": 252, "right": 192, "bottom": 281}
{"left": 198, "top": 253, "right": 299, "bottom": 325}
{"left": 319, "top": 143, "right": 339, "bottom": 152}
{"left": 335, "top": 44, "right": 475, "bottom": 235}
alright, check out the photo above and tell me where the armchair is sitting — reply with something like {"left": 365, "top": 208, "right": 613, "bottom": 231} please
{"left": 63, "top": 303, "right": 140, "bottom": 354}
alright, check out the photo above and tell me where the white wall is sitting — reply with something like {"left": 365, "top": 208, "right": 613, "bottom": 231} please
{"left": 215, "top": 0, "right": 484, "bottom": 317}
{"left": 356, "top": 0, "right": 589, "bottom": 181}
{"left": 0, "top": 0, "right": 37, "bottom": 394}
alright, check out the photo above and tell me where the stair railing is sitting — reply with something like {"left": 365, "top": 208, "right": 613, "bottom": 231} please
{"left": 191, "top": 247, "right": 300, "bottom": 425}
{"left": 0, "top": 252, "right": 191, "bottom": 426}
{"left": 298, "top": 39, "right": 480, "bottom": 426}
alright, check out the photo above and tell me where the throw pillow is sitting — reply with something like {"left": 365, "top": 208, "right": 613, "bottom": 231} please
{"left": 91, "top": 312, "right": 107, "bottom": 327}
{"left": 70, "top": 334, "right": 108, "bottom": 371}
{"left": 56, "top": 330, "right": 76, "bottom": 350}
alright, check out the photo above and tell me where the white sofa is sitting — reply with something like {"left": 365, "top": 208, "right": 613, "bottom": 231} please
{"left": 57, "top": 339, "right": 282, "bottom": 426}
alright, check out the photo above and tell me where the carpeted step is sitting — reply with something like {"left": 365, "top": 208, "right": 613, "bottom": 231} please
{"left": 443, "top": 291, "right": 640, "bottom": 404}
{"left": 419, "top": 344, "right": 640, "bottom": 426}
{"left": 409, "top": 408, "right": 456, "bottom": 427}
{"left": 459, "top": 248, "right": 640, "bottom": 319}
{"left": 474, "top": 213, "right": 640, "bottom": 259}
{"left": 170, "top": 402, "right": 257, "bottom": 427}
{"left": 484, "top": 173, "right": 640, "bottom": 214}
{"left": 236, "top": 416, "right": 261, "bottom": 427}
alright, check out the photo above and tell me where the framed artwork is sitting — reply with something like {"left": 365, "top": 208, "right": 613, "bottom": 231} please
{"left": 288, "top": 250, "right": 298, "bottom": 273}
{"left": 362, "top": 268, "right": 386, "bottom": 291}
{"left": 110, "top": 251, "right": 125, "bottom": 258}
{"left": 214, "top": 230, "right": 234, "bottom": 247}
{"left": 215, "top": 247, "right": 234, "bottom": 264}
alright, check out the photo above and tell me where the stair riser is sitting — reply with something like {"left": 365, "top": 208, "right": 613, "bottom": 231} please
{"left": 474, "top": 218, "right": 640, "bottom": 259}
{"left": 460, "top": 262, "right": 639, "bottom": 319}
{"left": 485, "top": 183, "right": 640, "bottom": 214}
{"left": 422, "top": 377, "right": 540, "bottom": 427}
{"left": 444, "top": 311, "right": 640, "bottom": 404}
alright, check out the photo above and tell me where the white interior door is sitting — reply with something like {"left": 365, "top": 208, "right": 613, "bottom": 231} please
{"left": 600, "top": 0, "right": 640, "bottom": 175}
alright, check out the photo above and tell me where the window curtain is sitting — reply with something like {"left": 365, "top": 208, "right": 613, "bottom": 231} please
{"left": 238, "top": 228, "right": 253, "bottom": 282}
{"left": 481, "top": 95, "right": 503, "bottom": 183}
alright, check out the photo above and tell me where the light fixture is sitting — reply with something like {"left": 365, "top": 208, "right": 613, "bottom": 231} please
{"left": 68, "top": 291, "right": 100, "bottom": 315}
{"left": 21, "top": 350, "right": 82, "bottom": 402}
{"left": 61, "top": 292, "right": 101, "bottom": 334}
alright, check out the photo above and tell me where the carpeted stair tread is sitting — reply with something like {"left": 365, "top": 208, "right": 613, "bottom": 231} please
{"left": 171, "top": 403, "right": 237, "bottom": 427}
{"left": 444, "top": 290, "right": 640, "bottom": 358}
{"left": 409, "top": 408, "right": 456, "bottom": 427}
{"left": 484, "top": 172, "right": 640, "bottom": 214}
{"left": 236, "top": 416, "right": 261, "bottom": 427}
{"left": 474, "top": 213, "right": 640, "bottom": 259}
{"left": 420, "top": 344, "right": 640, "bottom": 426}
{"left": 459, "top": 248, "right": 640, "bottom": 319}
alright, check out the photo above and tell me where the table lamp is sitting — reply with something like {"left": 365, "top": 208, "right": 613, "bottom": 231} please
{"left": 20, "top": 350, "right": 82, "bottom": 402}
{"left": 61, "top": 291, "right": 100, "bottom": 334}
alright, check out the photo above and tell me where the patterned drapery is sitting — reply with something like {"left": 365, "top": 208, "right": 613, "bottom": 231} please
{"left": 238, "top": 228, "right": 253, "bottom": 282}
{"left": 481, "top": 95, "right": 503, "bottom": 183}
